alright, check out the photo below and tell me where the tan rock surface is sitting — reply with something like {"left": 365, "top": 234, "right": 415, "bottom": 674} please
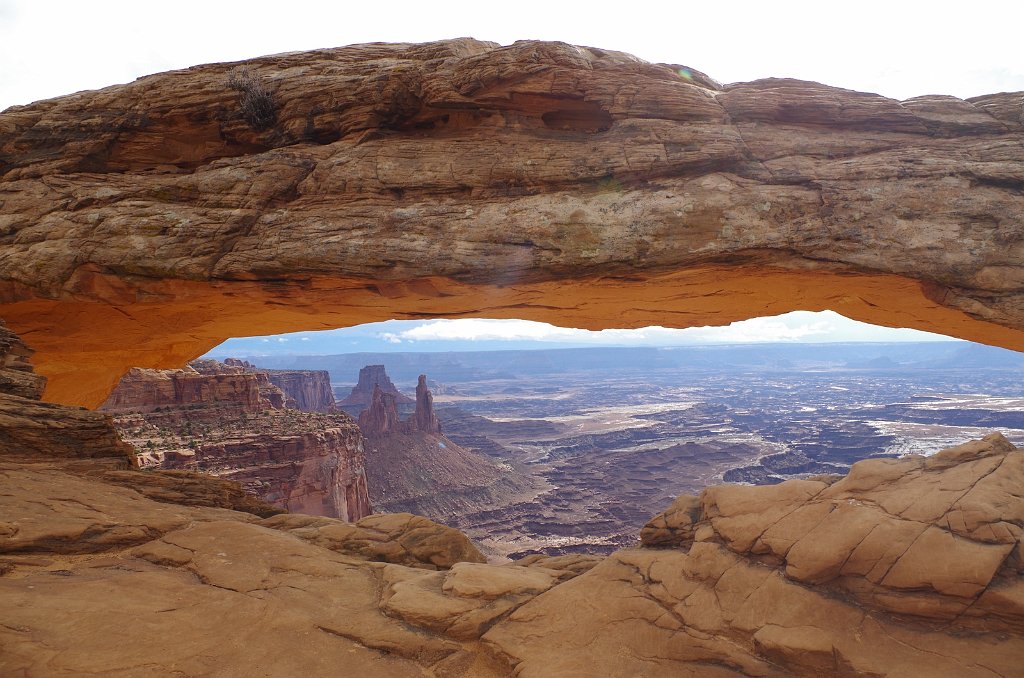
{"left": 263, "top": 511, "right": 487, "bottom": 570}
{"left": 0, "top": 40, "right": 1022, "bottom": 406}
{"left": 3, "top": 426, "right": 1023, "bottom": 675}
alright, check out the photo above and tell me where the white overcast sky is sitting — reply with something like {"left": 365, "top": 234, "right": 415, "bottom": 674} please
{"left": 2, "top": 0, "right": 1023, "bottom": 110}
{"left": 4, "top": 1, "right": 1014, "bottom": 350}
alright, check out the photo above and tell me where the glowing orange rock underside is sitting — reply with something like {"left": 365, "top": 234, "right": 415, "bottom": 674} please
{"left": 4, "top": 265, "right": 1023, "bottom": 409}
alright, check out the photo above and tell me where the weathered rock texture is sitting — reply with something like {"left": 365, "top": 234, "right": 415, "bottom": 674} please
{"left": 356, "top": 370, "right": 537, "bottom": 527}
{"left": 0, "top": 40, "right": 1022, "bottom": 407}
{"left": 415, "top": 374, "right": 441, "bottom": 435}
{"left": 3, "top": 426, "right": 1022, "bottom": 675}
{"left": 265, "top": 369, "right": 336, "bottom": 412}
{"left": 641, "top": 433, "right": 1024, "bottom": 631}
{"left": 223, "top": 357, "right": 337, "bottom": 412}
{"left": 102, "top": 360, "right": 371, "bottom": 521}
{"left": 102, "top": 365, "right": 266, "bottom": 413}
{"left": 341, "top": 364, "right": 414, "bottom": 408}
{"left": 0, "top": 320, "right": 45, "bottom": 400}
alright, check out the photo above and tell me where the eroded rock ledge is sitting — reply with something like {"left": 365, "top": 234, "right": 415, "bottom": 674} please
{"left": 2, "top": 400, "right": 1021, "bottom": 675}
{"left": 0, "top": 39, "right": 1022, "bottom": 406}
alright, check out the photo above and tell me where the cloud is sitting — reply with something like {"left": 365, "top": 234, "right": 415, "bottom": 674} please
{"left": 372, "top": 312, "right": 945, "bottom": 346}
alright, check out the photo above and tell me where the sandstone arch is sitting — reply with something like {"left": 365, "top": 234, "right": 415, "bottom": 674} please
{"left": 1, "top": 39, "right": 1022, "bottom": 407}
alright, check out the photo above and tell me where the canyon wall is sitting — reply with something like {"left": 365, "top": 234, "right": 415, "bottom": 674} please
{"left": 265, "top": 369, "right": 336, "bottom": 412}
{"left": 0, "top": 40, "right": 1021, "bottom": 407}
{"left": 186, "top": 425, "right": 370, "bottom": 520}
{"left": 103, "top": 360, "right": 371, "bottom": 521}
{"left": 101, "top": 366, "right": 265, "bottom": 412}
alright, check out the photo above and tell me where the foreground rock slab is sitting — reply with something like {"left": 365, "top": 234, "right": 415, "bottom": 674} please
{"left": 3, "top": 433, "right": 1023, "bottom": 676}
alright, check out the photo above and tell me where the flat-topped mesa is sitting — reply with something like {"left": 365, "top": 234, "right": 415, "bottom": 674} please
{"left": 1, "top": 39, "right": 1022, "bottom": 408}
{"left": 215, "top": 357, "right": 336, "bottom": 412}
{"left": 101, "top": 365, "right": 267, "bottom": 413}
{"left": 264, "top": 370, "right": 335, "bottom": 412}
{"left": 340, "top": 365, "right": 414, "bottom": 409}
{"left": 99, "top": 358, "right": 372, "bottom": 519}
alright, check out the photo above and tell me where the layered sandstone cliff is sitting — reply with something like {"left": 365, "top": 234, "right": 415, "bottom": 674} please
{"left": 222, "top": 358, "right": 337, "bottom": 412}
{"left": 2, "top": 402, "right": 1021, "bottom": 676}
{"left": 265, "top": 369, "right": 336, "bottom": 412}
{"left": 1, "top": 40, "right": 1022, "bottom": 408}
{"left": 1, "top": 40, "right": 1024, "bottom": 676}
{"left": 102, "top": 360, "right": 371, "bottom": 521}
{"left": 341, "top": 364, "right": 414, "bottom": 408}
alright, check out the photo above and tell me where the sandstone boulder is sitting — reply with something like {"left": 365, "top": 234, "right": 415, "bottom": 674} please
{"left": 262, "top": 511, "right": 486, "bottom": 570}
{"left": 3, "top": 429, "right": 1023, "bottom": 676}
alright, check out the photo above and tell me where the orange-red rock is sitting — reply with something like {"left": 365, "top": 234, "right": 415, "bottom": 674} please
{"left": 102, "top": 360, "right": 371, "bottom": 521}
{"left": 0, "top": 40, "right": 1022, "bottom": 407}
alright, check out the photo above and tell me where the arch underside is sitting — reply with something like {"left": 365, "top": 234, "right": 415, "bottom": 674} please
{"left": 5, "top": 263, "right": 1024, "bottom": 409}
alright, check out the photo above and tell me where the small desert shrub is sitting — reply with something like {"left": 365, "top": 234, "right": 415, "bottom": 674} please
{"left": 228, "top": 66, "right": 277, "bottom": 131}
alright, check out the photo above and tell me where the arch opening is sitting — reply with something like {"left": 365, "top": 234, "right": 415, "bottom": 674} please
{"left": 100, "top": 312, "right": 1024, "bottom": 558}
{"left": 5, "top": 265, "right": 1024, "bottom": 410}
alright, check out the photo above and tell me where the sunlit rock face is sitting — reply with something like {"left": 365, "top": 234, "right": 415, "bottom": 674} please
{"left": 0, "top": 39, "right": 1022, "bottom": 407}
{"left": 101, "top": 360, "right": 372, "bottom": 521}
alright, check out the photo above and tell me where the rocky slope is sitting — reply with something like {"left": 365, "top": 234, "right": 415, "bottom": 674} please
{"left": 356, "top": 370, "right": 538, "bottom": 534}
{"left": 101, "top": 359, "right": 371, "bottom": 521}
{"left": 1, "top": 40, "right": 1022, "bottom": 407}
{"left": 2, "top": 391, "right": 1021, "bottom": 675}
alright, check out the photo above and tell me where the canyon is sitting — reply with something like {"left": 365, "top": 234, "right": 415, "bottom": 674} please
{"left": 257, "top": 343, "right": 1024, "bottom": 558}
{"left": 353, "top": 369, "right": 538, "bottom": 540}
{"left": 101, "top": 359, "right": 371, "bottom": 521}
{"left": 1, "top": 38, "right": 1023, "bottom": 676}
{"left": 2, "top": 318, "right": 1023, "bottom": 675}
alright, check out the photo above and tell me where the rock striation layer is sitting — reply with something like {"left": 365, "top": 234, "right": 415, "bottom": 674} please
{"left": 355, "top": 368, "right": 537, "bottom": 530}
{"left": 0, "top": 40, "right": 1022, "bottom": 407}
{"left": 222, "top": 358, "right": 337, "bottom": 412}
{"left": 102, "top": 359, "right": 371, "bottom": 521}
{"left": 2, "top": 415, "right": 1021, "bottom": 675}
{"left": 265, "top": 369, "right": 336, "bottom": 412}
